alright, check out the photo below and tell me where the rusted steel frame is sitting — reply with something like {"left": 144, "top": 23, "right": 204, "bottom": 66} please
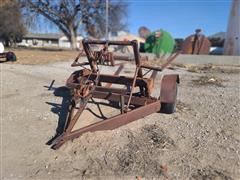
{"left": 71, "top": 62, "right": 89, "bottom": 67}
{"left": 72, "top": 50, "right": 84, "bottom": 64}
{"left": 142, "top": 70, "right": 158, "bottom": 96}
{"left": 93, "top": 50, "right": 114, "bottom": 66}
{"left": 82, "top": 40, "right": 98, "bottom": 72}
{"left": 125, "top": 66, "right": 140, "bottom": 110}
{"left": 131, "top": 41, "right": 143, "bottom": 78}
{"left": 114, "top": 55, "right": 148, "bottom": 62}
{"left": 141, "top": 69, "right": 158, "bottom": 96}
{"left": 96, "top": 73, "right": 149, "bottom": 96}
{"left": 141, "top": 64, "right": 162, "bottom": 71}
{"left": 52, "top": 100, "right": 161, "bottom": 149}
{"left": 82, "top": 40, "right": 134, "bottom": 46}
{"left": 142, "top": 69, "right": 152, "bottom": 77}
{"left": 82, "top": 40, "right": 143, "bottom": 77}
{"left": 95, "top": 86, "right": 127, "bottom": 94}
{"left": 87, "top": 73, "right": 148, "bottom": 87}
{"left": 66, "top": 69, "right": 92, "bottom": 88}
{"left": 69, "top": 68, "right": 92, "bottom": 78}
{"left": 139, "top": 52, "right": 180, "bottom": 72}
{"left": 71, "top": 54, "right": 130, "bottom": 67}
{"left": 105, "top": 63, "right": 124, "bottom": 88}
{"left": 75, "top": 54, "right": 147, "bottom": 62}
{"left": 113, "top": 55, "right": 133, "bottom": 61}
{"left": 120, "top": 95, "right": 125, "bottom": 114}
{"left": 64, "top": 98, "right": 88, "bottom": 133}
{"left": 67, "top": 73, "right": 150, "bottom": 98}
{"left": 150, "top": 70, "right": 158, "bottom": 79}
{"left": 65, "top": 70, "right": 101, "bottom": 133}
{"left": 67, "top": 81, "right": 127, "bottom": 94}
{"left": 161, "top": 52, "right": 180, "bottom": 69}
{"left": 92, "top": 91, "right": 157, "bottom": 106}
{"left": 63, "top": 102, "right": 74, "bottom": 131}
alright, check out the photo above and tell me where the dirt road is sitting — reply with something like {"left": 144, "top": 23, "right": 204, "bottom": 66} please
{"left": 1, "top": 59, "right": 240, "bottom": 179}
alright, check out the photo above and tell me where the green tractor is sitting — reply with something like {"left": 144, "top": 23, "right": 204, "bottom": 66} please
{"left": 144, "top": 29, "right": 175, "bottom": 56}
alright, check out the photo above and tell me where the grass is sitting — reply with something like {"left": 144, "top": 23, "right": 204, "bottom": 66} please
{"left": 5, "top": 48, "right": 78, "bottom": 65}
{"left": 187, "top": 64, "right": 240, "bottom": 74}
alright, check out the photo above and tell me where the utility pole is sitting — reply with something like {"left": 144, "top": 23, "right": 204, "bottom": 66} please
{"left": 106, "top": 0, "right": 109, "bottom": 40}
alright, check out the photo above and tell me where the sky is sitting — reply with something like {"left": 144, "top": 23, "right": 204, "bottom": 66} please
{"left": 127, "top": 0, "right": 232, "bottom": 38}
{"left": 36, "top": 0, "right": 232, "bottom": 39}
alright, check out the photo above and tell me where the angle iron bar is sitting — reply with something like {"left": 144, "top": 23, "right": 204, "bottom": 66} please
{"left": 125, "top": 66, "right": 140, "bottom": 110}
{"left": 161, "top": 52, "right": 180, "bottom": 69}
{"left": 92, "top": 91, "right": 157, "bottom": 106}
{"left": 52, "top": 100, "right": 161, "bottom": 149}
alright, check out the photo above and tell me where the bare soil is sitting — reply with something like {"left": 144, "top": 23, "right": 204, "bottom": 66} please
{"left": 1, "top": 51, "right": 240, "bottom": 179}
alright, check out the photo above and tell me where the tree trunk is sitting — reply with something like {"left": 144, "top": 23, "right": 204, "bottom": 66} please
{"left": 5, "top": 39, "right": 10, "bottom": 47}
{"left": 69, "top": 25, "right": 77, "bottom": 50}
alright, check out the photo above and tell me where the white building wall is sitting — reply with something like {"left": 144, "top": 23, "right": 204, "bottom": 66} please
{"left": 59, "top": 36, "right": 70, "bottom": 48}
{"left": 59, "top": 36, "right": 83, "bottom": 48}
{"left": 18, "top": 35, "right": 83, "bottom": 48}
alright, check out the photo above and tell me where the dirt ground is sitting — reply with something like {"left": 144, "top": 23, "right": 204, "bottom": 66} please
{"left": 1, "top": 51, "right": 240, "bottom": 179}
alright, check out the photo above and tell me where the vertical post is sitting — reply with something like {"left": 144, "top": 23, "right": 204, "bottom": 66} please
{"left": 125, "top": 67, "right": 139, "bottom": 111}
{"left": 82, "top": 40, "right": 97, "bottom": 72}
{"left": 120, "top": 95, "right": 125, "bottom": 114}
{"left": 106, "top": 0, "right": 109, "bottom": 40}
{"left": 131, "top": 40, "right": 143, "bottom": 77}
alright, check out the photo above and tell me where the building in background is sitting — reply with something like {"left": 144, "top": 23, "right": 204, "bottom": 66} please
{"left": 18, "top": 33, "right": 83, "bottom": 48}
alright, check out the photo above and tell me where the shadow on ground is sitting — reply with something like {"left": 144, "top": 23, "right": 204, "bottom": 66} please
{"left": 44, "top": 85, "right": 116, "bottom": 146}
{"left": 45, "top": 86, "right": 71, "bottom": 145}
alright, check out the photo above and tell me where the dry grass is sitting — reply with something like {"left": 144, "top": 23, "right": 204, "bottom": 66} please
{"left": 186, "top": 64, "right": 240, "bottom": 74}
{"left": 192, "top": 75, "right": 225, "bottom": 87}
{"left": 5, "top": 49, "right": 240, "bottom": 78}
{"left": 176, "top": 101, "right": 192, "bottom": 112}
{"left": 142, "top": 58, "right": 179, "bottom": 70}
{"left": 6, "top": 48, "right": 78, "bottom": 65}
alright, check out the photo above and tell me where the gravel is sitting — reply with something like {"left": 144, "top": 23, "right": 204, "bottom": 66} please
{"left": 1, "top": 60, "right": 239, "bottom": 179}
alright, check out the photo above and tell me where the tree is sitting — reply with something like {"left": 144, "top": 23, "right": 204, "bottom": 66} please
{"left": 0, "top": 0, "right": 26, "bottom": 46}
{"left": 0, "top": 0, "right": 10, "bottom": 7}
{"left": 22, "top": 0, "right": 128, "bottom": 49}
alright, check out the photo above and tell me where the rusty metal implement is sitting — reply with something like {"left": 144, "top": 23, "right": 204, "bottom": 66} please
{"left": 50, "top": 39, "right": 180, "bottom": 149}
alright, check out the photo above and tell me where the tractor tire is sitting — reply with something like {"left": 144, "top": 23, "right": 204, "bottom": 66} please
{"left": 160, "top": 83, "right": 178, "bottom": 114}
{"left": 160, "top": 102, "right": 176, "bottom": 114}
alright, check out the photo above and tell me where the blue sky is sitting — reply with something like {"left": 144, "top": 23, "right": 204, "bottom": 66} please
{"left": 127, "top": 0, "right": 232, "bottom": 38}
{"left": 37, "top": 0, "right": 232, "bottom": 38}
